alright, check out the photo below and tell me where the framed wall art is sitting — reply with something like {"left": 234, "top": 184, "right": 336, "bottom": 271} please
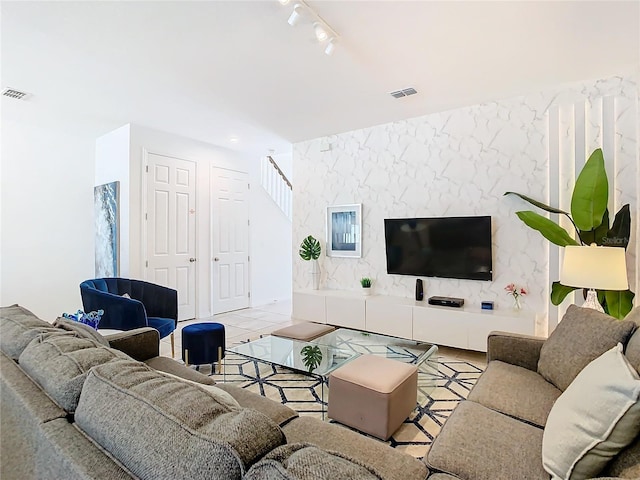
{"left": 94, "top": 181, "right": 120, "bottom": 277}
{"left": 326, "top": 204, "right": 362, "bottom": 258}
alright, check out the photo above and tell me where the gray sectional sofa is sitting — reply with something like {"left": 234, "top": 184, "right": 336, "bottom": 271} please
{"left": 0, "top": 304, "right": 429, "bottom": 480}
{"left": 3, "top": 302, "right": 639, "bottom": 480}
{"left": 426, "top": 305, "right": 640, "bottom": 480}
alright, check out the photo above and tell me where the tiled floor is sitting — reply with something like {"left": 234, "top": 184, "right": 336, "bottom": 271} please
{"left": 159, "top": 299, "right": 487, "bottom": 367}
{"left": 159, "top": 300, "right": 303, "bottom": 360}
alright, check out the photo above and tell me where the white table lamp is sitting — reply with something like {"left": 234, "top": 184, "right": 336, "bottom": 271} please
{"left": 560, "top": 244, "right": 629, "bottom": 312}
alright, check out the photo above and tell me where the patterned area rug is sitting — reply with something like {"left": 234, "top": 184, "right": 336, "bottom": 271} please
{"left": 199, "top": 351, "right": 484, "bottom": 460}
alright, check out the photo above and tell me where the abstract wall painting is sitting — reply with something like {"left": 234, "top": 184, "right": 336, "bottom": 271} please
{"left": 94, "top": 181, "right": 119, "bottom": 277}
{"left": 326, "top": 204, "right": 362, "bottom": 258}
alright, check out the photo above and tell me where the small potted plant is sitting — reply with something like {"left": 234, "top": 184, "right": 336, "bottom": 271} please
{"left": 360, "top": 277, "right": 372, "bottom": 296}
{"left": 299, "top": 235, "right": 322, "bottom": 290}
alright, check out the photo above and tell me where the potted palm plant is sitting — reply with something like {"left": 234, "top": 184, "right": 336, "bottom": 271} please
{"left": 505, "top": 148, "right": 634, "bottom": 319}
{"left": 299, "top": 235, "right": 322, "bottom": 290}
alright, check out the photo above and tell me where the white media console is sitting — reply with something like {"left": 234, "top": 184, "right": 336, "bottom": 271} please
{"left": 293, "top": 289, "right": 539, "bottom": 352}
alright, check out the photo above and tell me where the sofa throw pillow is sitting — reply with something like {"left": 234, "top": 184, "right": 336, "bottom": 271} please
{"left": 244, "top": 443, "right": 384, "bottom": 480}
{"left": 18, "top": 332, "right": 130, "bottom": 412}
{"left": 0, "top": 304, "right": 61, "bottom": 360}
{"left": 542, "top": 343, "right": 640, "bottom": 480}
{"left": 53, "top": 317, "right": 110, "bottom": 347}
{"left": 538, "top": 305, "right": 637, "bottom": 390}
{"left": 62, "top": 309, "right": 103, "bottom": 330}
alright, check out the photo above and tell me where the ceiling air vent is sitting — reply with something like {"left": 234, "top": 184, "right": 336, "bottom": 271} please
{"left": 2, "top": 87, "right": 29, "bottom": 100}
{"left": 389, "top": 87, "right": 417, "bottom": 99}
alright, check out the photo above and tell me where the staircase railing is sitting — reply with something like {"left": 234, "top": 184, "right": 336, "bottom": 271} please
{"left": 261, "top": 156, "right": 292, "bottom": 220}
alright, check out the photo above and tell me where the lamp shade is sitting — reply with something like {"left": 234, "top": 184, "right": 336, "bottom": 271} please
{"left": 560, "top": 245, "right": 628, "bottom": 290}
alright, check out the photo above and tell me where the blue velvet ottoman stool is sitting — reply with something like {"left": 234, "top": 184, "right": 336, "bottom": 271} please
{"left": 182, "top": 322, "right": 225, "bottom": 373}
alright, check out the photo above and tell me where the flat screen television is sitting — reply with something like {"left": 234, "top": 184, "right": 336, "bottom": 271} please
{"left": 384, "top": 216, "right": 493, "bottom": 281}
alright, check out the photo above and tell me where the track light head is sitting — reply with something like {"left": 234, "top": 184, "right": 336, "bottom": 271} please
{"left": 313, "top": 22, "right": 328, "bottom": 42}
{"left": 281, "top": 0, "right": 339, "bottom": 56}
{"left": 324, "top": 37, "right": 337, "bottom": 56}
{"left": 287, "top": 4, "right": 303, "bottom": 26}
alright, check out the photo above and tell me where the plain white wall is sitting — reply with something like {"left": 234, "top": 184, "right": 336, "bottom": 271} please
{"left": 2, "top": 119, "right": 291, "bottom": 320}
{"left": 96, "top": 124, "right": 292, "bottom": 317}
{"left": 1, "top": 119, "right": 95, "bottom": 319}
{"left": 249, "top": 156, "right": 293, "bottom": 306}
{"left": 95, "top": 124, "right": 131, "bottom": 276}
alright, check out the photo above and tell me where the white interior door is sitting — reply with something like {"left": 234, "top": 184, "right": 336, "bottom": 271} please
{"left": 212, "top": 167, "right": 249, "bottom": 314}
{"left": 146, "top": 153, "right": 197, "bottom": 320}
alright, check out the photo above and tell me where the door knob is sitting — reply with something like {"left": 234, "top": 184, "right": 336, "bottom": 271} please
{"left": 189, "top": 258, "right": 196, "bottom": 263}
{"left": 214, "top": 257, "right": 220, "bottom": 261}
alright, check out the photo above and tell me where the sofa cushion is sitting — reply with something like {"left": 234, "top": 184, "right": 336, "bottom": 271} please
{"left": 18, "top": 332, "right": 130, "bottom": 412}
{"left": 467, "top": 360, "right": 562, "bottom": 427}
{"left": 624, "top": 307, "right": 640, "bottom": 373}
{"left": 1, "top": 351, "right": 68, "bottom": 479}
{"left": 36, "top": 418, "right": 133, "bottom": 480}
{"left": 52, "top": 317, "right": 110, "bottom": 347}
{"left": 600, "top": 435, "right": 640, "bottom": 478}
{"left": 625, "top": 305, "right": 640, "bottom": 325}
{"left": 0, "top": 304, "right": 59, "bottom": 360}
{"left": 542, "top": 343, "right": 640, "bottom": 480}
{"left": 626, "top": 330, "right": 640, "bottom": 375}
{"left": 144, "top": 356, "right": 216, "bottom": 385}
{"left": 0, "top": 351, "right": 66, "bottom": 422}
{"left": 282, "top": 416, "right": 428, "bottom": 480}
{"left": 215, "top": 383, "right": 299, "bottom": 427}
{"left": 538, "top": 305, "right": 637, "bottom": 391}
{"left": 158, "top": 370, "right": 240, "bottom": 411}
{"left": 244, "top": 443, "right": 384, "bottom": 480}
{"left": 75, "top": 359, "right": 285, "bottom": 480}
{"left": 427, "top": 401, "right": 548, "bottom": 480}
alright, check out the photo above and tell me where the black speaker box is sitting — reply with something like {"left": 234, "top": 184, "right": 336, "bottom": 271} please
{"left": 415, "top": 279, "right": 424, "bottom": 301}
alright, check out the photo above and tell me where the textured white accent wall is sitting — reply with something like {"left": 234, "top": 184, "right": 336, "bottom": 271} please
{"left": 293, "top": 74, "right": 638, "bottom": 332}
{"left": 546, "top": 77, "right": 639, "bottom": 328}
{"left": 1, "top": 120, "right": 95, "bottom": 320}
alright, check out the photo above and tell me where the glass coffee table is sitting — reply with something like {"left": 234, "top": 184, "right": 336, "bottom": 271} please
{"left": 226, "top": 328, "right": 439, "bottom": 417}
{"left": 311, "top": 328, "right": 439, "bottom": 402}
{"left": 226, "top": 335, "right": 358, "bottom": 418}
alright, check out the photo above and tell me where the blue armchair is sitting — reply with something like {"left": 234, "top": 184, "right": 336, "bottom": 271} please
{"left": 80, "top": 278, "right": 177, "bottom": 357}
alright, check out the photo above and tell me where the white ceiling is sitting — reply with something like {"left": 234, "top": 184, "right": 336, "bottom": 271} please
{"left": 2, "top": 1, "right": 639, "bottom": 157}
